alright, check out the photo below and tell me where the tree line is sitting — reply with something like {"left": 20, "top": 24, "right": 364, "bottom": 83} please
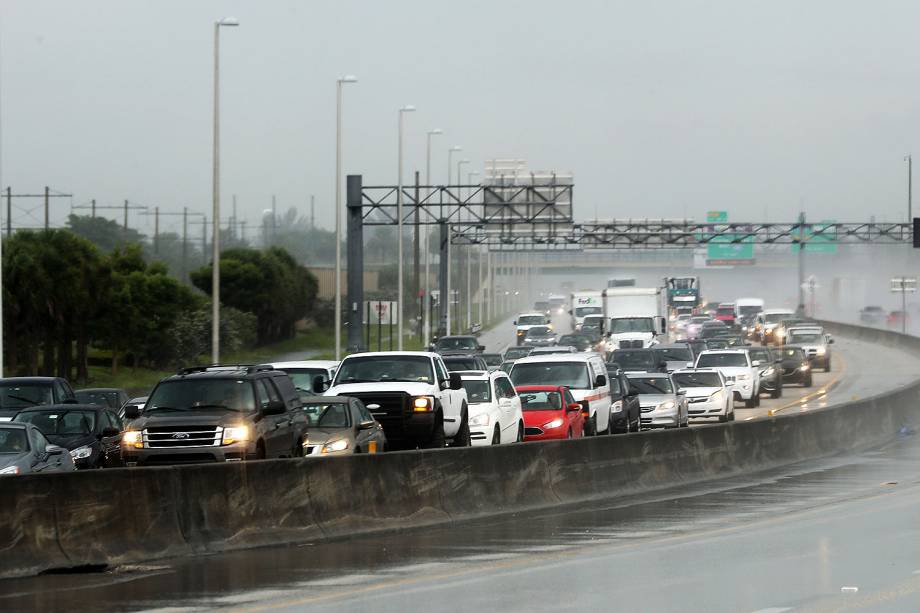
{"left": 3, "top": 225, "right": 319, "bottom": 381}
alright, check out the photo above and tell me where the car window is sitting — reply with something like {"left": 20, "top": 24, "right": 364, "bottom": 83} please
{"left": 627, "top": 376, "right": 674, "bottom": 394}
{"left": 105, "top": 411, "right": 122, "bottom": 430}
{"left": 697, "top": 353, "right": 748, "bottom": 368}
{"left": 17, "top": 409, "right": 97, "bottom": 435}
{"left": 461, "top": 380, "right": 492, "bottom": 404}
{"left": 609, "top": 377, "right": 622, "bottom": 396}
{"left": 495, "top": 377, "right": 516, "bottom": 399}
{"left": 349, "top": 400, "right": 365, "bottom": 425}
{"left": 0, "top": 428, "right": 28, "bottom": 453}
{"left": 518, "top": 390, "right": 563, "bottom": 410}
{"left": 255, "top": 380, "right": 269, "bottom": 409}
{"left": 28, "top": 428, "right": 47, "bottom": 454}
{"left": 302, "top": 402, "right": 351, "bottom": 427}
{"left": 565, "top": 390, "right": 577, "bottom": 406}
{"left": 434, "top": 359, "right": 449, "bottom": 383}
{"left": 511, "top": 362, "right": 590, "bottom": 390}
{"left": 354, "top": 400, "right": 374, "bottom": 423}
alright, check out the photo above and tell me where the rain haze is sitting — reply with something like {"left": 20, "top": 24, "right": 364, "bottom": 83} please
{"left": 3, "top": 0, "right": 920, "bottom": 229}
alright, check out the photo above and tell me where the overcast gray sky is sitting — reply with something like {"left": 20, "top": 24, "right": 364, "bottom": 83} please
{"left": 3, "top": 0, "right": 919, "bottom": 234}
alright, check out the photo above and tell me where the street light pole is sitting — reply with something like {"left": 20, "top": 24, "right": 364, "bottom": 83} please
{"left": 906, "top": 154, "right": 913, "bottom": 222}
{"left": 211, "top": 16, "right": 238, "bottom": 365}
{"left": 457, "top": 159, "right": 470, "bottom": 330}
{"left": 447, "top": 145, "right": 462, "bottom": 187}
{"left": 423, "top": 129, "right": 443, "bottom": 348}
{"left": 335, "top": 75, "right": 357, "bottom": 360}
{"left": 397, "top": 105, "right": 416, "bottom": 350}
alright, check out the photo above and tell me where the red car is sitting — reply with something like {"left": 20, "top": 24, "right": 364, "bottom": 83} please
{"left": 714, "top": 302, "right": 736, "bottom": 327}
{"left": 516, "top": 385, "right": 585, "bottom": 441}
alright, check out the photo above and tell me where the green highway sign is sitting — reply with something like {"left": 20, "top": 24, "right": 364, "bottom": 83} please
{"left": 703, "top": 211, "right": 755, "bottom": 265}
{"left": 793, "top": 219, "right": 838, "bottom": 254}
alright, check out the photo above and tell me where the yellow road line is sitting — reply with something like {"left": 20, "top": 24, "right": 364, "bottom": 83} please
{"left": 768, "top": 353, "right": 847, "bottom": 417}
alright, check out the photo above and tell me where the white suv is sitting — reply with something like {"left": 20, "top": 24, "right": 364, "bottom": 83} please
{"left": 459, "top": 371, "right": 524, "bottom": 445}
{"left": 514, "top": 312, "right": 551, "bottom": 346}
{"left": 693, "top": 349, "right": 762, "bottom": 408}
{"left": 324, "top": 352, "right": 468, "bottom": 449}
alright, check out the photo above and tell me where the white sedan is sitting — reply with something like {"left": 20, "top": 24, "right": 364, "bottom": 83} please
{"left": 459, "top": 371, "right": 524, "bottom": 445}
{"left": 672, "top": 369, "right": 734, "bottom": 422}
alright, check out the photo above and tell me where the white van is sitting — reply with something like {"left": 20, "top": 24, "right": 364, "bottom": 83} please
{"left": 509, "top": 353, "right": 612, "bottom": 436}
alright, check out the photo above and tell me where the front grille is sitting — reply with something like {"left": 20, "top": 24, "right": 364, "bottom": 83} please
{"left": 141, "top": 453, "right": 232, "bottom": 464}
{"left": 347, "top": 392, "right": 409, "bottom": 439}
{"left": 640, "top": 406, "right": 655, "bottom": 413}
{"left": 689, "top": 397, "right": 708, "bottom": 403}
{"left": 525, "top": 427, "right": 543, "bottom": 436}
{"left": 145, "top": 425, "right": 221, "bottom": 448}
{"left": 619, "top": 340, "right": 643, "bottom": 349}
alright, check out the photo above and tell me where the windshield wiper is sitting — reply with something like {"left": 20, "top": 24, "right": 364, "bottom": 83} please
{"left": 145, "top": 406, "right": 182, "bottom": 413}
{"left": 189, "top": 404, "right": 235, "bottom": 411}
{"left": 5, "top": 395, "right": 40, "bottom": 406}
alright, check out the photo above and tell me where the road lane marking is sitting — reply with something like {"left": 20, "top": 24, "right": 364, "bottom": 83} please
{"left": 769, "top": 353, "right": 847, "bottom": 417}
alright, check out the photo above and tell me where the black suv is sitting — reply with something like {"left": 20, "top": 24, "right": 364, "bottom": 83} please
{"left": 121, "top": 365, "right": 307, "bottom": 466}
{"left": 605, "top": 365, "right": 641, "bottom": 433}
{"left": 443, "top": 354, "right": 489, "bottom": 372}
{"left": 0, "top": 377, "right": 77, "bottom": 420}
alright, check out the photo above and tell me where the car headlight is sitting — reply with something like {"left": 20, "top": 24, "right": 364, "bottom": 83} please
{"left": 736, "top": 374, "right": 750, "bottom": 380}
{"left": 222, "top": 425, "right": 250, "bottom": 445}
{"left": 0, "top": 465, "right": 20, "bottom": 475}
{"left": 708, "top": 390, "right": 722, "bottom": 400}
{"left": 412, "top": 396, "right": 435, "bottom": 412}
{"left": 760, "top": 367, "right": 775, "bottom": 378}
{"left": 543, "top": 418, "right": 564, "bottom": 429}
{"left": 469, "top": 413, "right": 491, "bottom": 426}
{"left": 816, "top": 347, "right": 826, "bottom": 355}
{"left": 122, "top": 430, "right": 143, "bottom": 449}
{"left": 70, "top": 446, "right": 92, "bottom": 460}
{"left": 657, "top": 401, "right": 676, "bottom": 410}
{"left": 322, "top": 439, "right": 349, "bottom": 453}
{"left": 517, "top": 330, "right": 525, "bottom": 336}
{"left": 611, "top": 401, "right": 623, "bottom": 413}
{"left": 800, "top": 363, "right": 810, "bottom": 371}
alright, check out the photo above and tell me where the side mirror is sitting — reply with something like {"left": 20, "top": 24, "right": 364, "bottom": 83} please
{"left": 568, "top": 309, "right": 573, "bottom": 315}
{"left": 261, "top": 399, "right": 286, "bottom": 416}
{"left": 428, "top": 343, "right": 437, "bottom": 352}
{"left": 449, "top": 372, "right": 463, "bottom": 390}
{"left": 478, "top": 345, "right": 486, "bottom": 352}
{"left": 312, "top": 375, "right": 328, "bottom": 394}
{"left": 752, "top": 360, "right": 761, "bottom": 367}
{"left": 100, "top": 427, "right": 120, "bottom": 438}
{"left": 725, "top": 381, "right": 734, "bottom": 387}
{"left": 358, "top": 419, "right": 375, "bottom": 430}
{"left": 686, "top": 362, "right": 694, "bottom": 369}
{"left": 123, "top": 405, "right": 141, "bottom": 419}
{"left": 827, "top": 336, "right": 835, "bottom": 344}
{"left": 594, "top": 374, "right": 607, "bottom": 387}
{"left": 46, "top": 444, "right": 65, "bottom": 456}
{"left": 567, "top": 402, "right": 581, "bottom": 412}
{"left": 513, "top": 320, "right": 517, "bottom": 326}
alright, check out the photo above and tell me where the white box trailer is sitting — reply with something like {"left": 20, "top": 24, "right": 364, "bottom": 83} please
{"left": 602, "top": 287, "right": 668, "bottom": 350}
{"left": 570, "top": 290, "right": 603, "bottom": 330}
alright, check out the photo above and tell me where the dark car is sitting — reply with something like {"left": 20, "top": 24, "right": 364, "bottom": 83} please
{"left": 557, "top": 334, "right": 593, "bottom": 352}
{"left": 747, "top": 346, "right": 783, "bottom": 399}
{"left": 443, "top": 354, "right": 489, "bottom": 372}
{"left": 13, "top": 404, "right": 125, "bottom": 469}
{"left": 714, "top": 333, "right": 751, "bottom": 348}
{"left": 777, "top": 346, "right": 812, "bottom": 387}
{"left": 502, "top": 346, "right": 533, "bottom": 362}
{"left": 0, "top": 423, "right": 75, "bottom": 475}
{"left": 481, "top": 353, "right": 504, "bottom": 370}
{"left": 704, "top": 338, "right": 731, "bottom": 350}
{"left": 685, "top": 338, "right": 708, "bottom": 359}
{"left": 652, "top": 343, "right": 695, "bottom": 372}
{"left": 75, "top": 388, "right": 130, "bottom": 411}
{"left": 298, "top": 395, "right": 387, "bottom": 455}
{"left": 523, "top": 326, "right": 557, "bottom": 347}
{"left": 605, "top": 365, "right": 641, "bottom": 433}
{"left": 433, "top": 335, "right": 485, "bottom": 354}
{"left": 609, "top": 349, "right": 665, "bottom": 373}
{"left": 0, "top": 377, "right": 77, "bottom": 421}
{"left": 699, "top": 321, "right": 730, "bottom": 339}
{"left": 121, "top": 364, "right": 307, "bottom": 465}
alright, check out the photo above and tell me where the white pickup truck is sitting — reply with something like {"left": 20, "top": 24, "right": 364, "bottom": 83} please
{"left": 323, "top": 351, "right": 469, "bottom": 449}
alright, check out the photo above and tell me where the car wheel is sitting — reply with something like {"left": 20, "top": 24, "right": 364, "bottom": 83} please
{"left": 292, "top": 439, "right": 305, "bottom": 458}
{"left": 428, "top": 413, "right": 447, "bottom": 448}
{"left": 728, "top": 410, "right": 736, "bottom": 422}
{"left": 825, "top": 358, "right": 831, "bottom": 372}
{"left": 567, "top": 428, "right": 573, "bottom": 439}
{"left": 804, "top": 375, "right": 813, "bottom": 388}
{"left": 771, "top": 382, "right": 781, "bottom": 399}
{"left": 516, "top": 422, "right": 524, "bottom": 443}
{"left": 745, "top": 394, "right": 757, "bottom": 408}
{"left": 585, "top": 415, "right": 597, "bottom": 436}
{"left": 451, "top": 406, "right": 471, "bottom": 447}
{"left": 492, "top": 425, "right": 501, "bottom": 445}
{"left": 718, "top": 412, "right": 727, "bottom": 423}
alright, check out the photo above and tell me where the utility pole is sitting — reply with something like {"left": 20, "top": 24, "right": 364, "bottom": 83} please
{"left": 202, "top": 216, "right": 208, "bottom": 266}
{"left": 44, "top": 186, "right": 49, "bottom": 230}
{"left": 232, "top": 194, "right": 238, "bottom": 240}
{"left": 413, "top": 171, "right": 420, "bottom": 334}
{"left": 124, "top": 199, "right": 129, "bottom": 230}
{"left": 5, "top": 188, "right": 10, "bottom": 238}
{"left": 182, "top": 207, "right": 188, "bottom": 282}
{"left": 310, "top": 195, "right": 315, "bottom": 230}
{"left": 271, "top": 194, "right": 277, "bottom": 245}
{"left": 91, "top": 199, "right": 96, "bottom": 218}
{"left": 797, "top": 211, "right": 806, "bottom": 315}
{"left": 907, "top": 155, "right": 913, "bottom": 222}
{"left": 241, "top": 220, "right": 246, "bottom": 242}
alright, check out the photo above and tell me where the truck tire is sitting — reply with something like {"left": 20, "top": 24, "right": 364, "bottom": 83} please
{"left": 450, "top": 405, "right": 471, "bottom": 447}
{"left": 745, "top": 394, "right": 757, "bottom": 408}
{"left": 824, "top": 358, "right": 831, "bottom": 372}
{"left": 427, "top": 413, "right": 446, "bottom": 449}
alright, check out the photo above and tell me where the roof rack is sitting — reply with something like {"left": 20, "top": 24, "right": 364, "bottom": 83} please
{"left": 176, "top": 364, "right": 276, "bottom": 375}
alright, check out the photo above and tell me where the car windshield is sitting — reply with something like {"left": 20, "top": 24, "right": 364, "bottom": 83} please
{"left": 518, "top": 315, "right": 546, "bottom": 325}
{"left": 15, "top": 409, "right": 97, "bottom": 435}
{"left": 518, "top": 390, "right": 563, "bottom": 411}
{"left": 575, "top": 306, "right": 602, "bottom": 317}
{"left": 436, "top": 337, "right": 479, "bottom": 351}
{"left": 278, "top": 368, "right": 330, "bottom": 392}
{"left": 738, "top": 305, "right": 762, "bottom": 316}
{"left": 510, "top": 362, "right": 590, "bottom": 390}
{"left": 0, "top": 384, "right": 54, "bottom": 409}
{"left": 705, "top": 340, "right": 730, "bottom": 349}
{"left": 765, "top": 312, "right": 792, "bottom": 323}
{"left": 503, "top": 347, "right": 532, "bottom": 360}
{"left": 526, "top": 326, "right": 553, "bottom": 337}
{"left": 74, "top": 390, "right": 119, "bottom": 408}
{"left": 559, "top": 335, "right": 589, "bottom": 347}
{"left": 611, "top": 351, "right": 655, "bottom": 368}
{"left": 482, "top": 354, "right": 503, "bottom": 367}
{"left": 697, "top": 353, "right": 748, "bottom": 368}
{"left": 461, "top": 380, "right": 492, "bottom": 404}
{"left": 610, "top": 318, "right": 653, "bottom": 333}
{"left": 302, "top": 402, "right": 351, "bottom": 428}
{"left": 445, "top": 359, "right": 479, "bottom": 372}
{"left": 780, "top": 348, "right": 807, "bottom": 360}
{"left": 748, "top": 349, "right": 771, "bottom": 363}
{"left": 535, "top": 302, "right": 549, "bottom": 310}
{"left": 789, "top": 332, "right": 823, "bottom": 344}
{"left": 146, "top": 379, "right": 256, "bottom": 412}
{"left": 335, "top": 356, "right": 433, "bottom": 384}
{"left": 0, "top": 429, "right": 28, "bottom": 453}
{"left": 691, "top": 316, "right": 710, "bottom": 323}
{"left": 654, "top": 347, "right": 692, "bottom": 362}
{"left": 673, "top": 372, "right": 722, "bottom": 388}
{"left": 628, "top": 377, "right": 674, "bottom": 394}
{"left": 717, "top": 307, "right": 735, "bottom": 316}
{"left": 500, "top": 362, "right": 514, "bottom": 373}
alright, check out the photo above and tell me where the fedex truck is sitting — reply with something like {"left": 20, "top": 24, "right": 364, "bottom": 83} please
{"left": 570, "top": 290, "right": 603, "bottom": 330}
{"left": 602, "top": 286, "right": 668, "bottom": 352}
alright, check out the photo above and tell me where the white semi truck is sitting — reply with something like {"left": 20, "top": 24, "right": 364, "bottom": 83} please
{"left": 570, "top": 290, "right": 603, "bottom": 331}
{"left": 602, "top": 286, "right": 668, "bottom": 352}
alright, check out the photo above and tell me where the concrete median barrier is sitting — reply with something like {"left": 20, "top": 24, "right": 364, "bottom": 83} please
{"left": 3, "top": 320, "right": 920, "bottom": 579}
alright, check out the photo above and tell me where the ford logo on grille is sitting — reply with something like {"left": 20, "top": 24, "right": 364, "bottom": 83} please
{"left": 171, "top": 432, "right": 190, "bottom": 439}
{"left": 366, "top": 404, "right": 381, "bottom": 410}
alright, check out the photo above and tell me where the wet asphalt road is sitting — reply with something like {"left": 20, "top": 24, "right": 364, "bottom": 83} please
{"left": 1, "top": 320, "right": 918, "bottom": 612}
